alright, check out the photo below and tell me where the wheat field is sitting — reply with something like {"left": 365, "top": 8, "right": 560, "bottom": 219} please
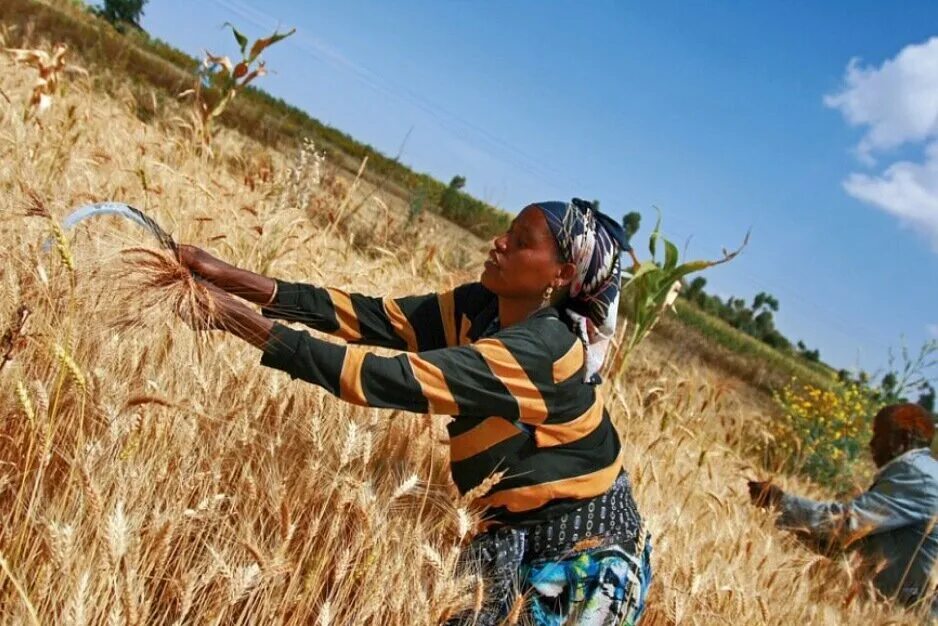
{"left": 0, "top": 35, "right": 928, "bottom": 625}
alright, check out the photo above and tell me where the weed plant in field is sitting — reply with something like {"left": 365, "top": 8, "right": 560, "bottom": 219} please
{"left": 609, "top": 213, "right": 746, "bottom": 374}
{"left": 3, "top": 41, "right": 86, "bottom": 118}
{"left": 767, "top": 380, "right": 878, "bottom": 490}
{"left": 180, "top": 23, "right": 294, "bottom": 148}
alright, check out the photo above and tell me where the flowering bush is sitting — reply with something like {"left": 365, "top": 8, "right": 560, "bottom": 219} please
{"left": 768, "top": 380, "right": 879, "bottom": 489}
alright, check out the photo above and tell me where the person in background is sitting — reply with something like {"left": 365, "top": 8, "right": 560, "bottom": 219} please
{"left": 749, "top": 403, "right": 938, "bottom": 615}
{"left": 178, "top": 198, "right": 652, "bottom": 625}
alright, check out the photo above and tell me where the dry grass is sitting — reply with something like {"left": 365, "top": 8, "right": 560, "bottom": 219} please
{"left": 0, "top": 33, "right": 929, "bottom": 625}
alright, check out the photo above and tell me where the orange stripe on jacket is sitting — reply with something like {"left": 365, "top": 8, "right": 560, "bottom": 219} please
{"left": 339, "top": 348, "right": 368, "bottom": 405}
{"left": 477, "top": 446, "right": 623, "bottom": 513}
{"left": 383, "top": 298, "right": 418, "bottom": 351}
{"left": 458, "top": 314, "right": 473, "bottom": 346}
{"left": 449, "top": 417, "right": 523, "bottom": 462}
{"left": 473, "top": 338, "right": 549, "bottom": 424}
{"left": 326, "top": 289, "right": 362, "bottom": 342}
{"left": 535, "top": 391, "right": 604, "bottom": 448}
{"left": 407, "top": 354, "right": 460, "bottom": 415}
{"left": 552, "top": 340, "right": 584, "bottom": 383}
{"left": 437, "top": 290, "right": 458, "bottom": 348}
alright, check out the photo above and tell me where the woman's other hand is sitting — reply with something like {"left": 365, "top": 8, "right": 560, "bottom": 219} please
{"left": 748, "top": 480, "right": 784, "bottom": 509}
{"left": 176, "top": 244, "right": 277, "bottom": 305}
{"left": 176, "top": 281, "right": 274, "bottom": 348}
{"left": 175, "top": 280, "right": 229, "bottom": 331}
{"left": 177, "top": 244, "right": 222, "bottom": 280}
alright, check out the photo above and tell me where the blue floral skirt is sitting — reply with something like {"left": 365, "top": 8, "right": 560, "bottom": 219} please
{"left": 448, "top": 473, "right": 652, "bottom": 625}
{"left": 523, "top": 535, "right": 652, "bottom": 625}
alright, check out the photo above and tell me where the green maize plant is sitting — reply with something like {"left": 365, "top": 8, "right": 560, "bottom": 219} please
{"left": 605, "top": 212, "right": 748, "bottom": 376}
{"left": 182, "top": 23, "right": 295, "bottom": 146}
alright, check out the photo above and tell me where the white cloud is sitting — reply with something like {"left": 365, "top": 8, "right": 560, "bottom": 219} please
{"left": 825, "top": 37, "right": 938, "bottom": 160}
{"left": 843, "top": 142, "right": 938, "bottom": 247}
{"left": 929, "top": 324, "right": 938, "bottom": 338}
{"left": 826, "top": 37, "right": 938, "bottom": 246}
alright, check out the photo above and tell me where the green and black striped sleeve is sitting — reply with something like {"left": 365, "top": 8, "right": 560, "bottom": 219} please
{"left": 261, "top": 280, "right": 467, "bottom": 351}
{"left": 259, "top": 319, "right": 567, "bottom": 420}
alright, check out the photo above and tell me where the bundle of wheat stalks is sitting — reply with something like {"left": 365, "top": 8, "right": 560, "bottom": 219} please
{"left": 114, "top": 248, "right": 219, "bottom": 333}
{"left": 0, "top": 32, "right": 928, "bottom": 625}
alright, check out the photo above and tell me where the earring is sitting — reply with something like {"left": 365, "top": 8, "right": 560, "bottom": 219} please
{"left": 541, "top": 285, "right": 554, "bottom": 308}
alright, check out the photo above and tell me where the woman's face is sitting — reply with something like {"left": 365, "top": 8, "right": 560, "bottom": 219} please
{"left": 481, "top": 205, "right": 570, "bottom": 300}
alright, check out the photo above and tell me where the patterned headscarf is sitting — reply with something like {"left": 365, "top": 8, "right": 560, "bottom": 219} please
{"left": 535, "top": 198, "right": 630, "bottom": 383}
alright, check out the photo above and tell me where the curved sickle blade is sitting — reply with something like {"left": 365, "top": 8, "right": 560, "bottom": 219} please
{"left": 45, "top": 202, "right": 178, "bottom": 254}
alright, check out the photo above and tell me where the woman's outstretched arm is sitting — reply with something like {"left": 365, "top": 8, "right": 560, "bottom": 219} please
{"left": 179, "top": 244, "right": 277, "bottom": 305}
{"left": 178, "top": 244, "right": 466, "bottom": 351}
{"left": 258, "top": 318, "right": 586, "bottom": 428}
{"left": 199, "top": 285, "right": 544, "bottom": 416}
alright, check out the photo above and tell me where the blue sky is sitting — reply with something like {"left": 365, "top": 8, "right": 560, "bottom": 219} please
{"left": 137, "top": 0, "right": 938, "bottom": 377}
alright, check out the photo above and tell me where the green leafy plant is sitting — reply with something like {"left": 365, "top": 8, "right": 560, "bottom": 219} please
{"left": 605, "top": 211, "right": 748, "bottom": 375}
{"left": 181, "top": 23, "right": 294, "bottom": 146}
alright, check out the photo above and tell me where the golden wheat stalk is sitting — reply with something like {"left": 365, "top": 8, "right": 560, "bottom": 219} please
{"left": 15, "top": 380, "right": 35, "bottom": 424}
{"left": 53, "top": 343, "right": 85, "bottom": 391}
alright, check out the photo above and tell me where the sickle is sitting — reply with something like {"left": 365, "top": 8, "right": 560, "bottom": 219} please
{"left": 43, "top": 202, "right": 177, "bottom": 255}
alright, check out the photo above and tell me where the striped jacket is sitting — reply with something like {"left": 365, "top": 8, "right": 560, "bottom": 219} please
{"left": 260, "top": 280, "right": 623, "bottom": 525}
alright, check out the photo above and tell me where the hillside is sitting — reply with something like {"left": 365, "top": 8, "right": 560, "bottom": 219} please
{"left": 0, "top": 10, "right": 929, "bottom": 625}
{"left": 2, "top": 0, "right": 510, "bottom": 239}
{"left": 1, "top": 0, "right": 831, "bottom": 394}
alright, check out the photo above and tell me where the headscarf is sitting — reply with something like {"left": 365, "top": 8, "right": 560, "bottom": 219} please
{"left": 535, "top": 198, "right": 631, "bottom": 383}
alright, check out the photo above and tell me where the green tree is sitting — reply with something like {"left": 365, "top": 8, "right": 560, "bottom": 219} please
{"left": 880, "top": 372, "right": 899, "bottom": 402}
{"left": 753, "top": 310, "right": 774, "bottom": 333}
{"left": 761, "top": 329, "right": 791, "bottom": 350}
{"left": 795, "top": 340, "right": 821, "bottom": 362}
{"left": 93, "top": 0, "right": 148, "bottom": 30}
{"left": 622, "top": 211, "right": 642, "bottom": 248}
{"left": 752, "top": 291, "right": 779, "bottom": 313}
{"left": 684, "top": 276, "right": 707, "bottom": 302}
{"left": 918, "top": 382, "right": 935, "bottom": 414}
{"left": 439, "top": 175, "right": 466, "bottom": 219}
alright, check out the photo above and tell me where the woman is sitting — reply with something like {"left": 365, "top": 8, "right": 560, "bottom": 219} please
{"left": 178, "top": 198, "right": 652, "bottom": 625}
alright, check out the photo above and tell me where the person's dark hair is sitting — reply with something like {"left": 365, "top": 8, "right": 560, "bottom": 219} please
{"left": 877, "top": 403, "right": 936, "bottom": 448}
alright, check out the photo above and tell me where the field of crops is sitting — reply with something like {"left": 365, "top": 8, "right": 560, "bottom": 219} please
{"left": 662, "top": 300, "right": 837, "bottom": 392}
{"left": 1, "top": 0, "right": 511, "bottom": 239}
{"left": 0, "top": 19, "right": 930, "bottom": 625}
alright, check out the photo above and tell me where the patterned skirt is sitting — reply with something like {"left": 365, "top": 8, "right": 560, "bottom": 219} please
{"left": 448, "top": 472, "right": 652, "bottom": 626}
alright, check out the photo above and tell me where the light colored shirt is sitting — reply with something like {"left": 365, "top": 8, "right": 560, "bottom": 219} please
{"left": 779, "top": 448, "right": 938, "bottom": 607}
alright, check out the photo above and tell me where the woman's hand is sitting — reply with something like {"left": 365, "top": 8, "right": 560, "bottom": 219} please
{"left": 174, "top": 280, "right": 229, "bottom": 331}
{"left": 177, "top": 244, "right": 223, "bottom": 280}
{"left": 176, "top": 281, "right": 274, "bottom": 349}
{"left": 176, "top": 244, "right": 277, "bottom": 305}
{"left": 748, "top": 480, "right": 784, "bottom": 509}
